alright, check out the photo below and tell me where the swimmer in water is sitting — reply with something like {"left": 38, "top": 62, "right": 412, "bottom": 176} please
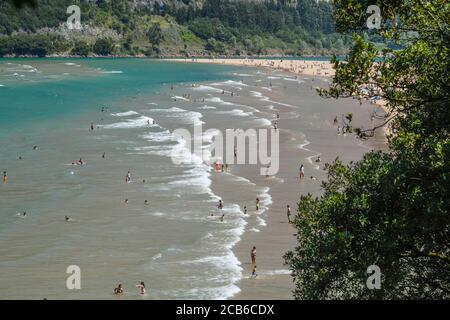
{"left": 90, "top": 122, "right": 94, "bottom": 131}
{"left": 102, "top": 152, "right": 105, "bottom": 159}
{"left": 315, "top": 156, "right": 321, "bottom": 163}
{"left": 124, "top": 199, "right": 129, "bottom": 204}
{"left": 144, "top": 200, "right": 149, "bottom": 205}
{"left": 244, "top": 206, "right": 247, "bottom": 215}
{"left": 33, "top": 145, "right": 38, "bottom": 150}
{"left": 114, "top": 284, "right": 124, "bottom": 295}
{"left": 220, "top": 214, "right": 225, "bottom": 222}
{"left": 136, "top": 281, "right": 146, "bottom": 295}
{"left": 65, "top": 216, "right": 73, "bottom": 222}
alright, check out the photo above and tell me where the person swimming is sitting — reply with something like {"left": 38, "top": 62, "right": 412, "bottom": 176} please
{"left": 65, "top": 216, "right": 73, "bottom": 222}
{"left": 114, "top": 284, "right": 124, "bottom": 295}
{"left": 315, "top": 156, "right": 321, "bottom": 163}
{"left": 144, "top": 200, "right": 149, "bottom": 205}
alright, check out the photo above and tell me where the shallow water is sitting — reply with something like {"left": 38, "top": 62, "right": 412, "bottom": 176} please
{"left": 0, "top": 59, "right": 385, "bottom": 299}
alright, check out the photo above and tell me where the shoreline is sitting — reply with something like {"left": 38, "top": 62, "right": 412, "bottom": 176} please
{"left": 164, "top": 58, "right": 336, "bottom": 78}
{"left": 192, "top": 61, "right": 386, "bottom": 299}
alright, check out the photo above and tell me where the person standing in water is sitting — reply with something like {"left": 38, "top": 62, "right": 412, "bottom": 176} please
{"left": 243, "top": 206, "right": 248, "bottom": 215}
{"left": 250, "top": 265, "right": 258, "bottom": 279}
{"left": 90, "top": 122, "right": 94, "bottom": 131}
{"left": 299, "top": 164, "right": 305, "bottom": 179}
{"left": 125, "top": 171, "right": 131, "bottom": 183}
{"left": 218, "top": 200, "right": 224, "bottom": 210}
{"left": 136, "top": 281, "right": 146, "bottom": 295}
{"left": 2, "top": 171, "right": 8, "bottom": 183}
{"left": 251, "top": 246, "right": 257, "bottom": 267}
{"left": 287, "top": 205, "right": 292, "bottom": 223}
{"left": 256, "top": 198, "right": 260, "bottom": 211}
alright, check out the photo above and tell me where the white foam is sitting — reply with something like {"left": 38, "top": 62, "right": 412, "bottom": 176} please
{"left": 217, "top": 109, "right": 253, "bottom": 117}
{"left": 112, "top": 111, "right": 139, "bottom": 117}
{"left": 253, "top": 118, "right": 272, "bottom": 127}
{"left": 193, "top": 85, "right": 224, "bottom": 93}
{"left": 199, "top": 105, "right": 217, "bottom": 110}
{"left": 101, "top": 70, "right": 123, "bottom": 74}
{"left": 210, "top": 80, "right": 248, "bottom": 87}
{"left": 306, "top": 154, "right": 321, "bottom": 170}
{"left": 172, "top": 95, "right": 189, "bottom": 101}
{"left": 100, "top": 115, "right": 155, "bottom": 129}
{"left": 64, "top": 62, "right": 81, "bottom": 67}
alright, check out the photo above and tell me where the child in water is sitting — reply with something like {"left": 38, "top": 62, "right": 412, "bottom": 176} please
{"left": 136, "top": 281, "right": 146, "bottom": 295}
{"left": 250, "top": 265, "right": 258, "bottom": 279}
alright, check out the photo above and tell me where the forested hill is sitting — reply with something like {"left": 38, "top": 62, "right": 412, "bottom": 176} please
{"left": 0, "top": 0, "right": 351, "bottom": 57}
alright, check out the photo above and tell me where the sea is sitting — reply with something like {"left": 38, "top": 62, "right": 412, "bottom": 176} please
{"left": 0, "top": 58, "right": 385, "bottom": 300}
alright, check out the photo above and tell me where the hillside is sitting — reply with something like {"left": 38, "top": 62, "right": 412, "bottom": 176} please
{"left": 0, "top": 0, "right": 351, "bottom": 57}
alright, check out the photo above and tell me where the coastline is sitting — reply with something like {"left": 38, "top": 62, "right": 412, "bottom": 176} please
{"left": 0, "top": 58, "right": 387, "bottom": 299}
{"left": 164, "top": 58, "right": 336, "bottom": 78}
{"left": 188, "top": 60, "right": 387, "bottom": 300}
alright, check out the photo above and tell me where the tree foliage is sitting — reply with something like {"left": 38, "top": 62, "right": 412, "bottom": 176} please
{"left": 285, "top": 0, "right": 450, "bottom": 299}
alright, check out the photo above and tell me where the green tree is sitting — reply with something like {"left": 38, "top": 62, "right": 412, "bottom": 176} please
{"left": 93, "top": 38, "right": 114, "bottom": 56}
{"left": 285, "top": 0, "right": 450, "bottom": 299}
{"left": 71, "top": 40, "right": 91, "bottom": 56}
{"left": 148, "top": 23, "right": 163, "bottom": 47}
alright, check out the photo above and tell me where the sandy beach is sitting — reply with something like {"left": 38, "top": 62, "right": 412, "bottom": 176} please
{"left": 165, "top": 58, "right": 336, "bottom": 78}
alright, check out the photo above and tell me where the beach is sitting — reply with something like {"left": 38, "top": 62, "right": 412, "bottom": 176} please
{"left": 0, "top": 58, "right": 386, "bottom": 299}
{"left": 165, "top": 58, "right": 336, "bottom": 77}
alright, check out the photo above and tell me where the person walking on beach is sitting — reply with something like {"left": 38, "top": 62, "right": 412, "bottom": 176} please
{"left": 287, "top": 205, "right": 292, "bottom": 223}
{"left": 136, "top": 281, "right": 146, "bottom": 295}
{"left": 251, "top": 246, "right": 257, "bottom": 266}
{"left": 3, "top": 171, "right": 8, "bottom": 183}
{"left": 299, "top": 164, "right": 305, "bottom": 179}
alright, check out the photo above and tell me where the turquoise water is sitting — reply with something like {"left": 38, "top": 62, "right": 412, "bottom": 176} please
{"left": 0, "top": 59, "right": 235, "bottom": 129}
